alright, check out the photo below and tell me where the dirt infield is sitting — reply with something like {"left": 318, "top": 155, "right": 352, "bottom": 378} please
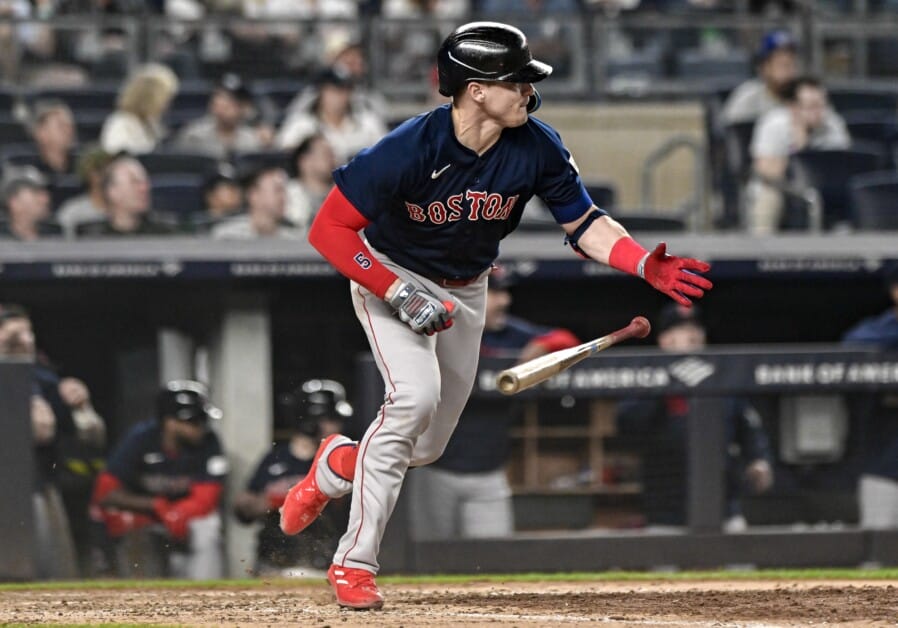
{"left": 2, "top": 579, "right": 895, "bottom": 626}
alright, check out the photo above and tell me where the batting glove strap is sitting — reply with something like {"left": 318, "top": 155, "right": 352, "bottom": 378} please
{"left": 387, "top": 281, "right": 455, "bottom": 335}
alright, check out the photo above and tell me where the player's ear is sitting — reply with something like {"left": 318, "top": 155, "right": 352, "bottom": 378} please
{"left": 467, "top": 81, "right": 486, "bottom": 103}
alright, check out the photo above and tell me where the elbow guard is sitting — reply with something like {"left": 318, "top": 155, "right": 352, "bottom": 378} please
{"left": 563, "top": 209, "right": 603, "bottom": 260}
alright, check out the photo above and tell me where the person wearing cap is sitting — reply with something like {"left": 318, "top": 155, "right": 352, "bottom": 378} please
{"left": 76, "top": 155, "right": 176, "bottom": 237}
{"left": 189, "top": 164, "right": 244, "bottom": 234}
{"left": 0, "top": 165, "right": 62, "bottom": 240}
{"left": 0, "top": 303, "right": 106, "bottom": 578}
{"left": 745, "top": 75, "right": 849, "bottom": 233}
{"left": 408, "top": 267, "right": 581, "bottom": 541}
{"left": 722, "top": 29, "right": 800, "bottom": 125}
{"left": 56, "top": 145, "right": 114, "bottom": 239}
{"left": 211, "top": 165, "right": 302, "bottom": 240}
{"left": 275, "top": 66, "right": 388, "bottom": 166}
{"left": 615, "top": 304, "right": 773, "bottom": 531}
{"left": 173, "top": 73, "right": 266, "bottom": 160}
{"left": 285, "top": 133, "right": 336, "bottom": 231}
{"left": 843, "top": 264, "right": 898, "bottom": 530}
{"left": 90, "top": 380, "right": 228, "bottom": 579}
{"left": 29, "top": 99, "right": 77, "bottom": 177}
{"left": 234, "top": 379, "right": 352, "bottom": 577}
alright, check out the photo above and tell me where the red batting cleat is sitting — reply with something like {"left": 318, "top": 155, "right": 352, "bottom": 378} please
{"left": 279, "top": 434, "right": 340, "bottom": 535}
{"left": 328, "top": 564, "right": 384, "bottom": 610}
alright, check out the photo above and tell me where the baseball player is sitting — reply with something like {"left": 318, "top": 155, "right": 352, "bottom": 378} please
{"left": 90, "top": 380, "right": 228, "bottom": 579}
{"left": 281, "top": 21, "right": 713, "bottom": 609}
{"left": 234, "top": 379, "right": 352, "bottom": 576}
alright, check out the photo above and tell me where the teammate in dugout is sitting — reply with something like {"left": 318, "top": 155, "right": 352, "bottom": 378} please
{"left": 90, "top": 380, "right": 228, "bottom": 579}
{"left": 280, "top": 21, "right": 713, "bottom": 609}
{"left": 234, "top": 380, "right": 352, "bottom": 576}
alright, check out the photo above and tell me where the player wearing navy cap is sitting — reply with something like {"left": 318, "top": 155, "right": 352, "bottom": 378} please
{"left": 281, "top": 21, "right": 713, "bottom": 609}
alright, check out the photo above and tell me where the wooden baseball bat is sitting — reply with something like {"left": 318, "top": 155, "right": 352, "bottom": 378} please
{"left": 495, "top": 316, "right": 651, "bottom": 395}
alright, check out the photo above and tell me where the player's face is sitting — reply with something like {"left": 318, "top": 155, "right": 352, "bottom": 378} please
{"left": 658, "top": 323, "right": 706, "bottom": 352}
{"left": 480, "top": 81, "right": 534, "bottom": 127}
{"left": 484, "top": 287, "right": 512, "bottom": 331}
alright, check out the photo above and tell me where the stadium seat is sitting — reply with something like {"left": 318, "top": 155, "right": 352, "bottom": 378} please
{"left": 606, "top": 48, "right": 664, "bottom": 81}
{"left": 137, "top": 152, "right": 221, "bottom": 177}
{"left": 30, "top": 86, "right": 118, "bottom": 113}
{"left": 151, "top": 174, "right": 206, "bottom": 219}
{"left": 0, "top": 117, "right": 33, "bottom": 144}
{"left": 75, "top": 111, "right": 108, "bottom": 145}
{"left": 233, "top": 150, "right": 291, "bottom": 176}
{"left": 828, "top": 86, "right": 898, "bottom": 117}
{"left": 723, "top": 120, "right": 756, "bottom": 184}
{"left": 50, "top": 175, "right": 86, "bottom": 210}
{"left": 0, "top": 143, "right": 40, "bottom": 170}
{"left": 845, "top": 117, "right": 898, "bottom": 168}
{"left": 849, "top": 171, "right": 898, "bottom": 230}
{"left": 584, "top": 182, "right": 617, "bottom": 210}
{"left": 249, "top": 79, "right": 305, "bottom": 112}
{"left": 789, "top": 148, "right": 883, "bottom": 229}
{"left": 675, "top": 49, "right": 751, "bottom": 83}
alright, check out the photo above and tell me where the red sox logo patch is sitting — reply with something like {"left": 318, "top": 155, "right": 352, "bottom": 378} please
{"left": 405, "top": 191, "right": 519, "bottom": 224}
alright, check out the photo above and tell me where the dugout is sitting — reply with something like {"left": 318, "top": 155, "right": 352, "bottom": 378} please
{"left": 0, "top": 233, "right": 896, "bottom": 577}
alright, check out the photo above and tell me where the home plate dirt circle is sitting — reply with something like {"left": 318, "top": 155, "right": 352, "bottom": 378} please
{"left": 2, "top": 579, "right": 895, "bottom": 626}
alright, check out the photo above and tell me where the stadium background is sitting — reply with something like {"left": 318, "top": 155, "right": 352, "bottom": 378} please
{"left": 0, "top": 2, "right": 897, "bottom": 614}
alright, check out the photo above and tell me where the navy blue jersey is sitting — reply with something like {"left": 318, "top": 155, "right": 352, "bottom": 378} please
{"left": 105, "top": 420, "right": 227, "bottom": 500}
{"left": 246, "top": 442, "right": 347, "bottom": 568}
{"left": 434, "top": 316, "right": 556, "bottom": 473}
{"left": 247, "top": 443, "right": 311, "bottom": 494}
{"left": 333, "top": 104, "right": 600, "bottom": 279}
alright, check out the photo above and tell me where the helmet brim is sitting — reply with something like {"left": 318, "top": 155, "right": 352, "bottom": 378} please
{"left": 505, "top": 58, "right": 553, "bottom": 84}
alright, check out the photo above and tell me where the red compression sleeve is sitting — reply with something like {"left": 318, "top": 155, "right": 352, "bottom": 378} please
{"left": 608, "top": 236, "right": 649, "bottom": 277}
{"left": 308, "top": 187, "right": 399, "bottom": 299}
{"left": 91, "top": 471, "right": 122, "bottom": 506}
{"left": 170, "top": 482, "right": 223, "bottom": 519}
{"left": 532, "top": 329, "right": 580, "bottom": 353}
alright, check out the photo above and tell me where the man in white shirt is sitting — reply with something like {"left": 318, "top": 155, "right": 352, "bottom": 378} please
{"left": 745, "top": 75, "right": 850, "bottom": 233}
{"left": 722, "top": 30, "right": 799, "bottom": 125}
{"left": 212, "top": 166, "right": 301, "bottom": 240}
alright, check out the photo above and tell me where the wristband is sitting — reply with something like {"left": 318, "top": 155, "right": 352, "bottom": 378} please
{"left": 608, "top": 237, "right": 650, "bottom": 279}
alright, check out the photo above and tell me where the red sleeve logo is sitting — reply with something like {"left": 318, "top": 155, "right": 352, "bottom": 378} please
{"left": 354, "top": 252, "right": 372, "bottom": 269}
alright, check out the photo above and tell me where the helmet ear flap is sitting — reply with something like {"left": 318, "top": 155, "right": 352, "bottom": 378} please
{"left": 526, "top": 88, "right": 542, "bottom": 113}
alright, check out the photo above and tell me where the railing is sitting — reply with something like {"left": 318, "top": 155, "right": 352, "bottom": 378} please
{"left": 1, "top": 11, "right": 897, "bottom": 100}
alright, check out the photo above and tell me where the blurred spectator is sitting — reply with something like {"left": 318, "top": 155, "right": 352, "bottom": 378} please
{"left": 29, "top": 100, "right": 77, "bottom": 176}
{"left": 276, "top": 67, "right": 388, "bottom": 165}
{"left": 173, "top": 73, "right": 266, "bottom": 159}
{"left": 285, "top": 134, "right": 335, "bottom": 231}
{"left": 0, "top": 305, "right": 75, "bottom": 579}
{"left": 324, "top": 36, "right": 389, "bottom": 119}
{"left": 843, "top": 265, "right": 898, "bottom": 530}
{"left": 100, "top": 63, "right": 179, "bottom": 154}
{"left": 76, "top": 155, "right": 176, "bottom": 237}
{"left": 744, "top": 75, "right": 849, "bottom": 234}
{"left": 615, "top": 304, "right": 774, "bottom": 531}
{"left": 56, "top": 145, "right": 114, "bottom": 239}
{"left": 409, "top": 268, "right": 580, "bottom": 540}
{"left": 0, "top": 165, "right": 61, "bottom": 240}
{"left": 722, "top": 30, "right": 799, "bottom": 125}
{"left": 0, "top": 0, "right": 56, "bottom": 83}
{"left": 90, "top": 380, "right": 228, "bottom": 579}
{"left": 843, "top": 264, "right": 898, "bottom": 350}
{"left": 382, "top": 0, "right": 469, "bottom": 19}
{"left": 476, "top": 0, "right": 579, "bottom": 76}
{"left": 190, "top": 164, "right": 243, "bottom": 233}
{"left": 212, "top": 165, "right": 301, "bottom": 239}
{"left": 234, "top": 379, "right": 351, "bottom": 577}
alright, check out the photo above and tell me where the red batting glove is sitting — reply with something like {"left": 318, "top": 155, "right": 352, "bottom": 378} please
{"left": 153, "top": 497, "right": 189, "bottom": 542}
{"left": 642, "top": 243, "right": 712, "bottom": 306}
